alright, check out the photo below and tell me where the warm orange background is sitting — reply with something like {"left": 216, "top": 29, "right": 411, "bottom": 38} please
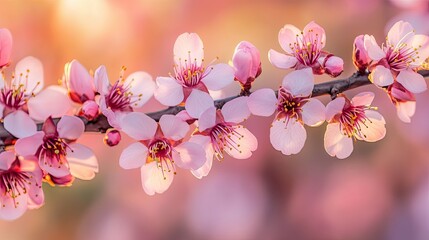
{"left": 1, "top": 0, "right": 429, "bottom": 239}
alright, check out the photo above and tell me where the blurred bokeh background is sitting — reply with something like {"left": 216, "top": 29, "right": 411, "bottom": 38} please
{"left": 0, "top": 0, "right": 429, "bottom": 239}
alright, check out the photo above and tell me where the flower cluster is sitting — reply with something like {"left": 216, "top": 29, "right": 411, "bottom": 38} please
{"left": 0, "top": 20, "right": 427, "bottom": 220}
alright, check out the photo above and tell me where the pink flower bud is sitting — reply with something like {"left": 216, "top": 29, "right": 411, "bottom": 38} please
{"left": 104, "top": 130, "right": 121, "bottom": 147}
{"left": 0, "top": 28, "right": 13, "bottom": 68}
{"left": 323, "top": 55, "right": 344, "bottom": 77}
{"left": 232, "top": 41, "right": 261, "bottom": 86}
{"left": 388, "top": 81, "right": 415, "bottom": 103}
{"left": 353, "top": 35, "right": 371, "bottom": 72}
{"left": 81, "top": 100, "right": 99, "bottom": 120}
{"left": 45, "top": 173, "right": 75, "bottom": 187}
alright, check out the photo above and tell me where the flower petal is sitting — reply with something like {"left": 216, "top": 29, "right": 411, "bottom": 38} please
{"left": 0, "top": 28, "right": 13, "bottom": 68}
{"left": 0, "top": 151, "right": 16, "bottom": 171}
{"left": 94, "top": 65, "right": 109, "bottom": 95}
{"left": 201, "top": 63, "right": 234, "bottom": 91}
{"left": 282, "top": 68, "right": 314, "bottom": 96}
{"left": 28, "top": 86, "right": 72, "bottom": 121}
{"left": 119, "top": 142, "right": 148, "bottom": 170}
{"left": 67, "top": 143, "right": 98, "bottom": 180}
{"left": 278, "top": 24, "right": 302, "bottom": 53}
{"left": 396, "top": 101, "right": 415, "bottom": 123}
{"left": 154, "top": 77, "right": 184, "bottom": 106}
{"left": 121, "top": 112, "right": 157, "bottom": 140}
{"left": 364, "top": 35, "right": 385, "bottom": 61}
{"left": 351, "top": 92, "right": 375, "bottom": 106}
{"left": 358, "top": 110, "right": 386, "bottom": 142}
{"left": 387, "top": 20, "right": 415, "bottom": 47}
{"left": 396, "top": 70, "right": 427, "bottom": 94}
{"left": 140, "top": 161, "right": 174, "bottom": 196}
{"left": 247, "top": 88, "right": 277, "bottom": 117}
{"left": 189, "top": 135, "right": 213, "bottom": 179}
{"left": 410, "top": 34, "right": 429, "bottom": 66}
{"left": 57, "top": 115, "right": 84, "bottom": 140}
{"left": 185, "top": 89, "right": 214, "bottom": 118}
{"left": 14, "top": 56, "right": 44, "bottom": 94}
{"left": 15, "top": 132, "right": 44, "bottom": 157}
{"left": 221, "top": 96, "right": 250, "bottom": 123}
{"left": 63, "top": 60, "right": 95, "bottom": 101}
{"left": 197, "top": 106, "right": 217, "bottom": 132}
{"left": 123, "top": 71, "right": 156, "bottom": 108}
{"left": 225, "top": 125, "right": 257, "bottom": 159}
{"left": 174, "top": 32, "right": 204, "bottom": 67}
{"left": 301, "top": 98, "right": 325, "bottom": 127}
{"left": 324, "top": 123, "right": 354, "bottom": 159}
{"left": 270, "top": 118, "right": 306, "bottom": 155}
{"left": 159, "top": 114, "right": 189, "bottom": 140}
{"left": 303, "top": 21, "right": 326, "bottom": 49}
{"left": 174, "top": 141, "right": 206, "bottom": 170}
{"left": 4, "top": 110, "right": 37, "bottom": 138}
{"left": 325, "top": 97, "right": 345, "bottom": 121}
{"left": 268, "top": 49, "right": 298, "bottom": 69}
{"left": 369, "top": 65, "right": 394, "bottom": 87}
{"left": 0, "top": 193, "right": 27, "bottom": 221}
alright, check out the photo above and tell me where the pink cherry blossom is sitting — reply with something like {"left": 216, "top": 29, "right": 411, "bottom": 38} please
{"left": 0, "top": 56, "right": 71, "bottom": 138}
{"left": 232, "top": 41, "right": 262, "bottom": 88}
{"left": 0, "top": 28, "right": 13, "bottom": 68}
{"left": 353, "top": 35, "right": 372, "bottom": 72}
{"left": 324, "top": 92, "right": 386, "bottom": 159}
{"left": 190, "top": 96, "right": 258, "bottom": 178}
{"left": 0, "top": 150, "right": 44, "bottom": 221}
{"left": 15, "top": 116, "right": 98, "bottom": 180}
{"left": 97, "top": 66, "right": 156, "bottom": 129}
{"left": 248, "top": 68, "right": 325, "bottom": 155}
{"left": 364, "top": 21, "right": 429, "bottom": 93}
{"left": 63, "top": 60, "right": 96, "bottom": 104}
{"left": 387, "top": 81, "right": 416, "bottom": 123}
{"left": 154, "top": 33, "right": 234, "bottom": 118}
{"left": 268, "top": 21, "right": 344, "bottom": 77}
{"left": 119, "top": 113, "right": 206, "bottom": 195}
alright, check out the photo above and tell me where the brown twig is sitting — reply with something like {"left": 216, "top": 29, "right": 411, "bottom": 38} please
{"left": 0, "top": 70, "right": 428, "bottom": 147}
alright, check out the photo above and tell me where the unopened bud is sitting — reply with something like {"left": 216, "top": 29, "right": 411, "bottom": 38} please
{"left": 232, "top": 41, "right": 261, "bottom": 87}
{"left": 323, "top": 55, "right": 344, "bottom": 77}
{"left": 104, "top": 130, "right": 121, "bottom": 147}
{"left": 353, "top": 35, "right": 371, "bottom": 72}
{"left": 44, "top": 173, "right": 74, "bottom": 187}
{"left": 81, "top": 100, "right": 99, "bottom": 120}
{"left": 0, "top": 28, "right": 13, "bottom": 68}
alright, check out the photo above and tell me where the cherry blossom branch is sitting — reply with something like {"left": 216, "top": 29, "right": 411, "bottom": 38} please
{"left": 0, "top": 69, "right": 427, "bottom": 147}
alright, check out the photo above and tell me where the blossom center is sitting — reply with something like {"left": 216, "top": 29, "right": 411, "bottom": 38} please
{"left": 147, "top": 139, "right": 176, "bottom": 178}
{"left": 0, "top": 160, "right": 31, "bottom": 207}
{"left": 105, "top": 80, "right": 142, "bottom": 111}
{"left": 209, "top": 123, "right": 244, "bottom": 160}
{"left": 39, "top": 136, "right": 70, "bottom": 167}
{"left": 337, "top": 104, "right": 371, "bottom": 139}
{"left": 276, "top": 88, "right": 307, "bottom": 120}
{"left": 0, "top": 72, "right": 40, "bottom": 113}
{"left": 288, "top": 29, "right": 323, "bottom": 66}
{"left": 173, "top": 53, "right": 209, "bottom": 87}
{"left": 385, "top": 33, "right": 422, "bottom": 71}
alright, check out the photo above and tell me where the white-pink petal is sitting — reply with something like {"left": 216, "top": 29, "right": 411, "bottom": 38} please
{"left": 396, "top": 101, "right": 415, "bottom": 123}
{"left": 140, "top": 161, "right": 174, "bottom": 196}
{"left": 301, "top": 98, "right": 325, "bottom": 127}
{"left": 0, "top": 194, "right": 28, "bottom": 221}
{"left": 268, "top": 49, "right": 298, "bottom": 69}
{"left": 67, "top": 143, "right": 98, "bottom": 180}
{"left": 15, "top": 132, "right": 44, "bottom": 157}
{"left": 396, "top": 70, "right": 427, "bottom": 94}
{"left": 94, "top": 65, "right": 109, "bottom": 95}
{"left": 370, "top": 65, "right": 394, "bottom": 87}
{"left": 270, "top": 118, "right": 306, "bottom": 155}
{"left": 325, "top": 97, "right": 345, "bottom": 121}
{"left": 282, "top": 68, "right": 314, "bottom": 96}
{"left": 247, "top": 88, "right": 277, "bottom": 117}
{"left": 225, "top": 125, "right": 257, "bottom": 159}
{"left": 185, "top": 89, "right": 214, "bottom": 118}
{"left": 358, "top": 110, "right": 386, "bottom": 142}
{"left": 124, "top": 71, "right": 155, "bottom": 108}
{"left": 197, "top": 107, "right": 216, "bottom": 132}
{"left": 324, "top": 123, "right": 354, "bottom": 159}
{"left": 174, "top": 142, "right": 206, "bottom": 170}
{"left": 57, "top": 115, "right": 84, "bottom": 140}
{"left": 119, "top": 142, "right": 148, "bottom": 170}
{"left": 0, "top": 151, "right": 16, "bottom": 171}
{"left": 154, "top": 77, "right": 184, "bottom": 106}
{"left": 14, "top": 56, "right": 44, "bottom": 94}
{"left": 189, "top": 135, "right": 213, "bottom": 179}
{"left": 64, "top": 60, "right": 95, "bottom": 100}
{"left": 174, "top": 32, "right": 204, "bottom": 67}
{"left": 387, "top": 20, "right": 415, "bottom": 47}
{"left": 4, "top": 110, "right": 37, "bottom": 138}
{"left": 121, "top": 112, "right": 157, "bottom": 140}
{"left": 28, "top": 86, "right": 72, "bottom": 121}
{"left": 351, "top": 91, "right": 375, "bottom": 106}
{"left": 303, "top": 21, "right": 326, "bottom": 49}
{"left": 278, "top": 24, "right": 301, "bottom": 54}
{"left": 410, "top": 34, "right": 429, "bottom": 66}
{"left": 221, "top": 96, "right": 250, "bottom": 123}
{"left": 201, "top": 63, "right": 234, "bottom": 91}
{"left": 0, "top": 28, "right": 12, "bottom": 68}
{"left": 159, "top": 114, "right": 189, "bottom": 141}
{"left": 364, "top": 35, "right": 385, "bottom": 61}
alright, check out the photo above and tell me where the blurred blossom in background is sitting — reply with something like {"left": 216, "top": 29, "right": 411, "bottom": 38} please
{"left": 1, "top": 0, "right": 429, "bottom": 239}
